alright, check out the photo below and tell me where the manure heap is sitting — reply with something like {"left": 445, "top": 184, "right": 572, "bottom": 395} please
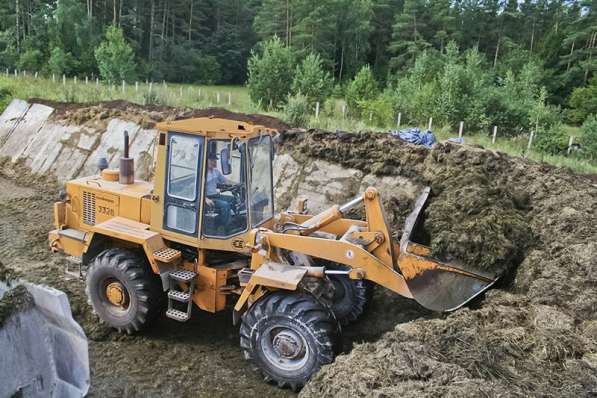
{"left": 278, "top": 130, "right": 597, "bottom": 397}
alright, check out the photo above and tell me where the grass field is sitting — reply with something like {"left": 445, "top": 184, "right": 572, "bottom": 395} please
{"left": 1, "top": 73, "right": 595, "bottom": 174}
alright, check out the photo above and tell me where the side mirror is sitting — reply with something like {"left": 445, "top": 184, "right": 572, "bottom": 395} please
{"left": 220, "top": 147, "right": 232, "bottom": 175}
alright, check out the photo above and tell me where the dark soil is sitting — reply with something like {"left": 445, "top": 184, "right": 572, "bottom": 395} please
{"left": 29, "top": 98, "right": 290, "bottom": 131}
{"left": 280, "top": 130, "right": 534, "bottom": 275}
{"left": 280, "top": 130, "right": 597, "bottom": 397}
{"left": 0, "top": 283, "right": 34, "bottom": 328}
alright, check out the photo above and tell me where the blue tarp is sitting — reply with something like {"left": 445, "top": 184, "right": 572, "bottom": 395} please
{"left": 389, "top": 128, "right": 436, "bottom": 148}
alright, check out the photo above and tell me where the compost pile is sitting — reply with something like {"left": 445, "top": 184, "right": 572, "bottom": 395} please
{"left": 31, "top": 99, "right": 289, "bottom": 131}
{"left": 277, "top": 130, "right": 597, "bottom": 397}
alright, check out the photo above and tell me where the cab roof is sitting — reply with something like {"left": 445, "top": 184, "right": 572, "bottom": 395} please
{"left": 156, "top": 117, "right": 277, "bottom": 138}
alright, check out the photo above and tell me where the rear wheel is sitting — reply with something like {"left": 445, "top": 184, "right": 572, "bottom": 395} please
{"left": 328, "top": 265, "right": 372, "bottom": 326}
{"left": 85, "top": 248, "right": 163, "bottom": 334}
{"left": 240, "top": 292, "right": 339, "bottom": 391}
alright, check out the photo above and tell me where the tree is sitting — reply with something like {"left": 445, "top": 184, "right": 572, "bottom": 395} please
{"left": 291, "top": 53, "right": 332, "bottom": 106}
{"left": 247, "top": 36, "right": 294, "bottom": 108}
{"left": 566, "top": 77, "right": 597, "bottom": 125}
{"left": 95, "top": 25, "right": 137, "bottom": 83}
{"left": 580, "top": 114, "right": 597, "bottom": 160}
{"left": 47, "top": 47, "right": 76, "bottom": 76}
{"left": 345, "top": 65, "right": 378, "bottom": 116}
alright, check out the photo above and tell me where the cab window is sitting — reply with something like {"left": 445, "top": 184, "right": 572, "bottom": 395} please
{"left": 248, "top": 135, "right": 273, "bottom": 227}
{"left": 202, "top": 139, "right": 248, "bottom": 238}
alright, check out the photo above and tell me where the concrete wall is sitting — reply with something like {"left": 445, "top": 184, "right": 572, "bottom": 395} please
{"left": 0, "top": 100, "right": 157, "bottom": 182}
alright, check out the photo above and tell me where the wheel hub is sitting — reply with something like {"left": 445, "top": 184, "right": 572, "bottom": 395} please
{"left": 106, "top": 281, "right": 128, "bottom": 307}
{"left": 272, "top": 330, "right": 304, "bottom": 359}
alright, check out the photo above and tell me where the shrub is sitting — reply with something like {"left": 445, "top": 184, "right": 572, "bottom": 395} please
{"left": 247, "top": 36, "right": 294, "bottom": 109}
{"left": 566, "top": 77, "right": 597, "bottom": 125}
{"left": 345, "top": 65, "right": 378, "bottom": 117}
{"left": 580, "top": 115, "right": 597, "bottom": 160}
{"left": 17, "top": 48, "right": 44, "bottom": 73}
{"left": 48, "top": 47, "right": 76, "bottom": 76}
{"left": 95, "top": 25, "right": 137, "bottom": 83}
{"left": 358, "top": 91, "right": 395, "bottom": 127}
{"left": 291, "top": 53, "right": 332, "bottom": 107}
{"left": 283, "top": 93, "right": 311, "bottom": 127}
{"left": 534, "top": 122, "right": 567, "bottom": 155}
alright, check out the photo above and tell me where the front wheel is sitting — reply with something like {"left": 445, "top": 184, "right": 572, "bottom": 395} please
{"left": 239, "top": 292, "right": 339, "bottom": 391}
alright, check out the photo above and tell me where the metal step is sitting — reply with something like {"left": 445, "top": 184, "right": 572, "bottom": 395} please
{"left": 153, "top": 247, "right": 182, "bottom": 263}
{"left": 165, "top": 308, "right": 189, "bottom": 322}
{"left": 169, "top": 269, "right": 197, "bottom": 282}
{"left": 168, "top": 290, "right": 191, "bottom": 302}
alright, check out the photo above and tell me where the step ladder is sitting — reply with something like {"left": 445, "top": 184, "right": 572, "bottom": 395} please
{"left": 165, "top": 269, "right": 197, "bottom": 322}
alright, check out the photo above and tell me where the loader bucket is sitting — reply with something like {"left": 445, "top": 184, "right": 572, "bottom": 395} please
{"left": 396, "top": 187, "right": 499, "bottom": 312}
{"left": 0, "top": 280, "right": 90, "bottom": 397}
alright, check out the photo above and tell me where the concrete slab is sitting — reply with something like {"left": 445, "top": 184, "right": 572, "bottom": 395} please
{"left": 0, "top": 103, "right": 54, "bottom": 161}
{"left": 0, "top": 99, "right": 30, "bottom": 146}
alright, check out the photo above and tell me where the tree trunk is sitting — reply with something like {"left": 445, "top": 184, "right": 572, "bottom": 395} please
{"left": 584, "top": 31, "right": 596, "bottom": 85}
{"left": 493, "top": 34, "right": 500, "bottom": 68}
{"left": 566, "top": 40, "right": 575, "bottom": 72}
{"left": 113, "top": 0, "right": 117, "bottom": 26}
{"left": 149, "top": 0, "right": 155, "bottom": 61}
{"left": 15, "top": 0, "right": 20, "bottom": 54}
{"left": 188, "top": 0, "right": 193, "bottom": 41}
{"left": 119, "top": 0, "right": 123, "bottom": 27}
{"left": 339, "top": 44, "right": 345, "bottom": 81}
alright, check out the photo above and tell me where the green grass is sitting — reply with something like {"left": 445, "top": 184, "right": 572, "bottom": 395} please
{"left": 1, "top": 73, "right": 596, "bottom": 175}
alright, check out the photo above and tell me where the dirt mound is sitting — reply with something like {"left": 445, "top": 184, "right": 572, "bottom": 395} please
{"left": 278, "top": 129, "right": 597, "bottom": 397}
{"left": 30, "top": 99, "right": 290, "bottom": 131}
{"left": 280, "top": 130, "right": 533, "bottom": 275}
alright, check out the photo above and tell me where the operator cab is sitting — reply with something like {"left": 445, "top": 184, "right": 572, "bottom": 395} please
{"left": 157, "top": 118, "right": 275, "bottom": 242}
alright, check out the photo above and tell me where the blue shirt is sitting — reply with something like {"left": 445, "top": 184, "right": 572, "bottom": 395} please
{"left": 206, "top": 167, "right": 226, "bottom": 196}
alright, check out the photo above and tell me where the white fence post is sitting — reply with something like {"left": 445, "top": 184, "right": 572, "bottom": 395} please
{"left": 74, "top": 76, "right": 77, "bottom": 84}
{"left": 315, "top": 102, "right": 320, "bottom": 119}
{"left": 428, "top": 117, "right": 433, "bottom": 130}
{"left": 122, "top": 80, "right": 126, "bottom": 93}
{"left": 492, "top": 125, "right": 498, "bottom": 144}
{"left": 13, "top": 69, "right": 17, "bottom": 77}
{"left": 85, "top": 76, "right": 89, "bottom": 85}
{"left": 228, "top": 92, "right": 232, "bottom": 105}
{"left": 179, "top": 87, "right": 183, "bottom": 97}
{"left": 369, "top": 111, "right": 373, "bottom": 122}
{"left": 34, "top": 72, "right": 38, "bottom": 79}
{"left": 135, "top": 81, "right": 139, "bottom": 92}
{"left": 567, "top": 136, "right": 574, "bottom": 155}
{"left": 342, "top": 104, "right": 347, "bottom": 119}
{"left": 96, "top": 77, "right": 99, "bottom": 86}
{"left": 52, "top": 74, "right": 55, "bottom": 83}
{"left": 397, "top": 112, "right": 402, "bottom": 129}
{"left": 217, "top": 92, "right": 221, "bottom": 103}
{"left": 458, "top": 121, "right": 464, "bottom": 138}
{"left": 525, "top": 131, "right": 535, "bottom": 157}
{"left": 63, "top": 75, "right": 66, "bottom": 85}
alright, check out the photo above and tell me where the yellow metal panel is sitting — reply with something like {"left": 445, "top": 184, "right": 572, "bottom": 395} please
{"left": 156, "top": 117, "right": 277, "bottom": 137}
{"left": 192, "top": 266, "right": 228, "bottom": 313}
{"left": 119, "top": 195, "right": 140, "bottom": 222}
{"left": 140, "top": 197, "right": 152, "bottom": 224}
{"left": 53, "top": 202, "right": 66, "bottom": 229}
{"left": 92, "top": 217, "right": 157, "bottom": 244}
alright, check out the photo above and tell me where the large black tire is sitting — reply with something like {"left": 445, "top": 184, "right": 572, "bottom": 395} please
{"left": 85, "top": 248, "right": 164, "bottom": 334}
{"left": 328, "top": 265, "right": 372, "bottom": 326}
{"left": 240, "top": 292, "right": 339, "bottom": 391}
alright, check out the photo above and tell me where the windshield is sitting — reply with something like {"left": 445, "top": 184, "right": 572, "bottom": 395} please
{"left": 248, "top": 134, "right": 274, "bottom": 227}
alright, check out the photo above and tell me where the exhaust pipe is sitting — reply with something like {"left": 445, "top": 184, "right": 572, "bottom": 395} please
{"left": 119, "top": 131, "right": 134, "bottom": 184}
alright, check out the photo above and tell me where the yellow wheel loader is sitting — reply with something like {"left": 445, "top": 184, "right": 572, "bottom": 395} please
{"left": 48, "top": 117, "right": 499, "bottom": 390}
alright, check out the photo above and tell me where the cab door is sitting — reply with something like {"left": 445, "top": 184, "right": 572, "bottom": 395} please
{"left": 163, "top": 132, "right": 204, "bottom": 236}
